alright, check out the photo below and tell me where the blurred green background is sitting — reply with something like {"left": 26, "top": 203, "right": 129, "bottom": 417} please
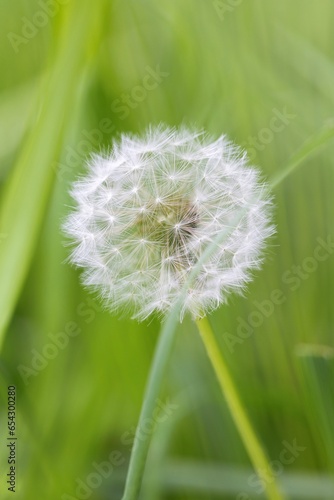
{"left": 0, "top": 0, "right": 334, "bottom": 498}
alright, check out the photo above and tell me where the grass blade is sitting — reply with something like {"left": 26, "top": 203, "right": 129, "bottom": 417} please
{"left": 270, "top": 121, "right": 334, "bottom": 188}
{"left": 0, "top": 1, "right": 107, "bottom": 350}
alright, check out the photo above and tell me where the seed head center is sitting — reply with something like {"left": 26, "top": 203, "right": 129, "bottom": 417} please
{"left": 136, "top": 196, "right": 199, "bottom": 256}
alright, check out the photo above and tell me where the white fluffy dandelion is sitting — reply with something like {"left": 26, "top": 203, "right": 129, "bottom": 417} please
{"left": 64, "top": 125, "right": 274, "bottom": 320}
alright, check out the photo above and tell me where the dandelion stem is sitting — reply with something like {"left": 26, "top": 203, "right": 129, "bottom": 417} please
{"left": 121, "top": 313, "right": 177, "bottom": 500}
{"left": 195, "top": 316, "right": 284, "bottom": 500}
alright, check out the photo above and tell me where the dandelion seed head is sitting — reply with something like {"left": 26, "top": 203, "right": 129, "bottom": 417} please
{"left": 64, "top": 125, "right": 274, "bottom": 321}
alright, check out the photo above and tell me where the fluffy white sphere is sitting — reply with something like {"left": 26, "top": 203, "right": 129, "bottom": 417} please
{"left": 64, "top": 126, "right": 274, "bottom": 320}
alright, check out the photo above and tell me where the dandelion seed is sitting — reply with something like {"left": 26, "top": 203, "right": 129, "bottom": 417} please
{"left": 63, "top": 125, "right": 274, "bottom": 320}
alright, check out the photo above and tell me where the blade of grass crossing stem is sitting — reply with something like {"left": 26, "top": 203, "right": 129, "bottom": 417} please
{"left": 161, "top": 461, "right": 334, "bottom": 498}
{"left": 0, "top": 0, "right": 107, "bottom": 350}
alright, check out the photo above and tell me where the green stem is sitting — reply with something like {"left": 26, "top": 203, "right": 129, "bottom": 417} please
{"left": 195, "top": 316, "right": 284, "bottom": 500}
{"left": 121, "top": 313, "right": 178, "bottom": 500}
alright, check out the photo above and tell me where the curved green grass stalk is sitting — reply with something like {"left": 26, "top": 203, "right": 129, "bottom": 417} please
{"left": 196, "top": 316, "right": 283, "bottom": 500}
{"left": 270, "top": 121, "right": 334, "bottom": 188}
